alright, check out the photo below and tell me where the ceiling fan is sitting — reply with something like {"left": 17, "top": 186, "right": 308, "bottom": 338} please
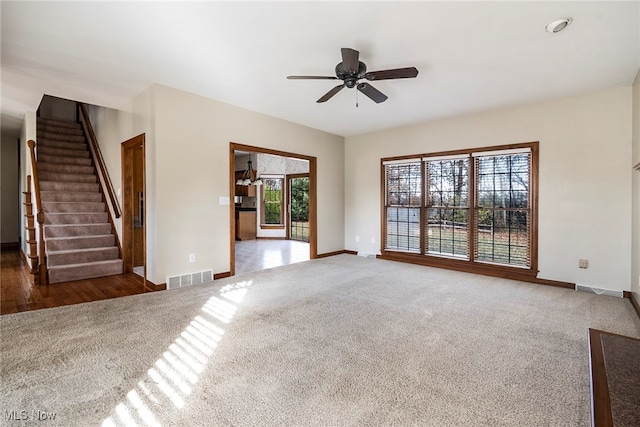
{"left": 287, "top": 48, "right": 418, "bottom": 104}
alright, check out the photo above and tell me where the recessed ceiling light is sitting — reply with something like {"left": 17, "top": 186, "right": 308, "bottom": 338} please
{"left": 545, "top": 18, "right": 572, "bottom": 33}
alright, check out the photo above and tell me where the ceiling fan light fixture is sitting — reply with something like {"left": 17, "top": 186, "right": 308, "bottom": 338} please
{"left": 288, "top": 47, "right": 418, "bottom": 104}
{"left": 545, "top": 18, "right": 572, "bottom": 33}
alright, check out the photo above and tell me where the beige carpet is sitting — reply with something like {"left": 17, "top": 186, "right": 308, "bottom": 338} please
{"left": 2, "top": 255, "right": 639, "bottom": 426}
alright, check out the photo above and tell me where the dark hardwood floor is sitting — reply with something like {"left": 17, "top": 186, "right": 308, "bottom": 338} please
{"left": 1, "top": 251, "right": 160, "bottom": 315}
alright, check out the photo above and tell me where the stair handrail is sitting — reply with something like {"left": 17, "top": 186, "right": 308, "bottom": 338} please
{"left": 78, "top": 103, "right": 122, "bottom": 218}
{"left": 27, "top": 140, "right": 48, "bottom": 285}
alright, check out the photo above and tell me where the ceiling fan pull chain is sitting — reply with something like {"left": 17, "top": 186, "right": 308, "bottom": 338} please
{"left": 356, "top": 89, "right": 359, "bottom": 108}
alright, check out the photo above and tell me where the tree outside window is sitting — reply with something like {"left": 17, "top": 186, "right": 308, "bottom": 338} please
{"left": 382, "top": 142, "right": 537, "bottom": 274}
{"left": 262, "top": 178, "right": 284, "bottom": 226}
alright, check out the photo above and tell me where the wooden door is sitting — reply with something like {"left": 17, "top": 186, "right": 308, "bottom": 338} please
{"left": 122, "top": 134, "right": 146, "bottom": 283}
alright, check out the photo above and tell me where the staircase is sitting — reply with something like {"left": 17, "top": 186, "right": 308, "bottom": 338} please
{"left": 36, "top": 117, "right": 123, "bottom": 284}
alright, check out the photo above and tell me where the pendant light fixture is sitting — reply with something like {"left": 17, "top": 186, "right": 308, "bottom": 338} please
{"left": 235, "top": 160, "right": 263, "bottom": 186}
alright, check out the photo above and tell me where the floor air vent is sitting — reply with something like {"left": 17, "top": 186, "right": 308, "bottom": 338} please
{"left": 167, "top": 269, "right": 214, "bottom": 290}
{"left": 575, "top": 284, "right": 622, "bottom": 298}
{"left": 357, "top": 251, "right": 377, "bottom": 259}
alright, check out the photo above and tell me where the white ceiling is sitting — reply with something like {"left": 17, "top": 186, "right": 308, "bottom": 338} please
{"left": 2, "top": 1, "right": 639, "bottom": 138}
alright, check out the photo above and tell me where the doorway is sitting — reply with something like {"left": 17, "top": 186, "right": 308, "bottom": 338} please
{"left": 287, "top": 174, "right": 309, "bottom": 242}
{"left": 122, "top": 134, "right": 146, "bottom": 284}
{"left": 229, "top": 143, "right": 317, "bottom": 276}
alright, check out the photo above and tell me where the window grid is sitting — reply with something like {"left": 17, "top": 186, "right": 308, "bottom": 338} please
{"left": 425, "top": 159, "right": 469, "bottom": 259}
{"left": 386, "top": 207, "right": 421, "bottom": 252}
{"left": 474, "top": 154, "right": 530, "bottom": 267}
{"left": 384, "top": 163, "right": 421, "bottom": 253}
{"left": 385, "top": 163, "right": 422, "bottom": 207}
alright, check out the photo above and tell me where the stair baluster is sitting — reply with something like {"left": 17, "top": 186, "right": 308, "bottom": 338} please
{"left": 23, "top": 175, "right": 39, "bottom": 276}
{"left": 27, "top": 140, "right": 48, "bottom": 285}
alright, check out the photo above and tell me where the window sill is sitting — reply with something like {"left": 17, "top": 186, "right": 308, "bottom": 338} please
{"left": 380, "top": 250, "right": 539, "bottom": 283}
{"left": 260, "top": 225, "right": 285, "bottom": 229}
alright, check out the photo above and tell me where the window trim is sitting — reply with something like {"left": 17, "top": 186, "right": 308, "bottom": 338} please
{"left": 380, "top": 141, "right": 539, "bottom": 282}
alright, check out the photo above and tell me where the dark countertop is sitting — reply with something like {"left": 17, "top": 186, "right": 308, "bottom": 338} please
{"left": 235, "top": 207, "right": 257, "bottom": 212}
{"left": 602, "top": 333, "right": 640, "bottom": 426}
{"left": 589, "top": 328, "right": 640, "bottom": 427}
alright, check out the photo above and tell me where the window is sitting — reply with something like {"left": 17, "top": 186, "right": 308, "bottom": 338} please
{"left": 384, "top": 161, "right": 421, "bottom": 252}
{"left": 382, "top": 142, "right": 538, "bottom": 277}
{"left": 426, "top": 157, "right": 469, "bottom": 259}
{"left": 474, "top": 153, "right": 530, "bottom": 267}
{"left": 261, "top": 177, "right": 284, "bottom": 227}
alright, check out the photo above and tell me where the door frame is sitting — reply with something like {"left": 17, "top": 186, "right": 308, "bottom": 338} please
{"left": 229, "top": 142, "right": 317, "bottom": 276}
{"left": 121, "top": 134, "right": 146, "bottom": 286}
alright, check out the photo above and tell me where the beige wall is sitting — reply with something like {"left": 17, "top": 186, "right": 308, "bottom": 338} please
{"left": 90, "top": 84, "right": 344, "bottom": 284}
{"left": 83, "top": 82, "right": 636, "bottom": 292}
{"left": 87, "top": 85, "right": 157, "bottom": 281}
{"left": 153, "top": 84, "right": 344, "bottom": 282}
{"left": 632, "top": 70, "right": 640, "bottom": 299}
{"left": 87, "top": 104, "right": 130, "bottom": 238}
{"left": 345, "top": 87, "right": 633, "bottom": 292}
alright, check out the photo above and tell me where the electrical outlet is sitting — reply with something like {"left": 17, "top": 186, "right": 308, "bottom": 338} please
{"left": 579, "top": 259, "right": 588, "bottom": 269}
{"left": 371, "top": 237, "right": 375, "bottom": 244}
{"left": 355, "top": 235, "right": 360, "bottom": 242}
{"left": 189, "top": 253, "right": 196, "bottom": 263}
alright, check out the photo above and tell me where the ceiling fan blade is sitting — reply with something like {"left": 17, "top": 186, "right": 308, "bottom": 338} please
{"left": 364, "top": 67, "right": 419, "bottom": 81}
{"left": 287, "top": 75, "right": 338, "bottom": 80}
{"left": 341, "top": 48, "right": 360, "bottom": 74}
{"left": 317, "top": 84, "right": 345, "bottom": 103}
{"left": 357, "top": 83, "right": 388, "bottom": 103}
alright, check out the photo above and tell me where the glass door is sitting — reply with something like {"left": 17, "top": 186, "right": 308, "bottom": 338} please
{"left": 288, "top": 174, "right": 309, "bottom": 242}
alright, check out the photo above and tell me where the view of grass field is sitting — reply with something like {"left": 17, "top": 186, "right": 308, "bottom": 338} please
{"left": 426, "top": 226, "right": 528, "bottom": 266}
{"left": 387, "top": 222, "right": 529, "bottom": 267}
{"left": 427, "top": 226, "right": 469, "bottom": 258}
{"left": 290, "top": 221, "right": 309, "bottom": 241}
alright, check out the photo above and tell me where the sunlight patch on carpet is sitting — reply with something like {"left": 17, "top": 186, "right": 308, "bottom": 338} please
{"left": 101, "top": 280, "right": 253, "bottom": 427}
